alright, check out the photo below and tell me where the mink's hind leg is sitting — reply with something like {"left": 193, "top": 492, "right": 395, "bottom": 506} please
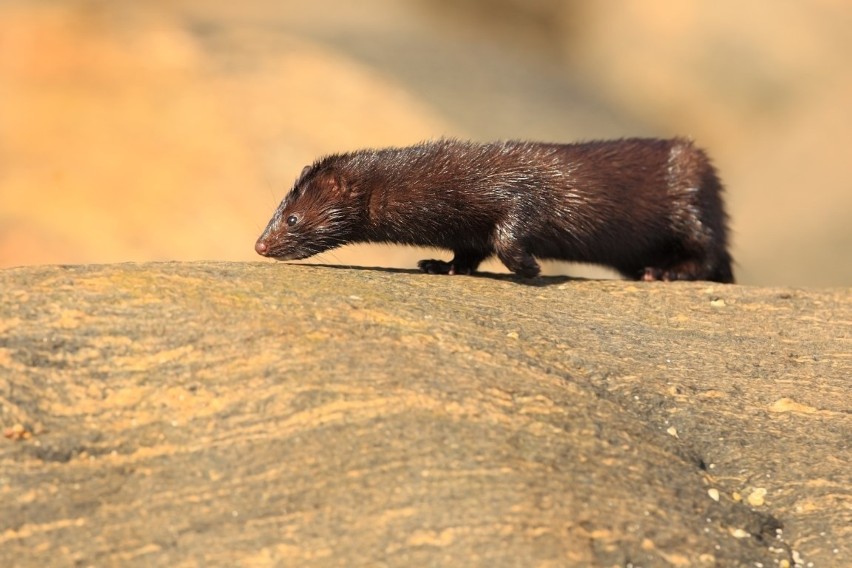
{"left": 641, "top": 266, "right": 697, "bottom": 282}
{"left": 640, "top": 256, "right": 734, "bottom": 283}
{"left": 640, "top": 258, "right": 708, "bottom": 281}
{"left": 628, "top": 237, "right": 735, "bottom": 283}
{"left": 418, "top": 250, "right": 488, "bottom": 275}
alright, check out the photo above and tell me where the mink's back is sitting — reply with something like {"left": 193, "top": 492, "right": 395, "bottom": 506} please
{"left": 333, "top": 138, "right": 726, "bottom": 266}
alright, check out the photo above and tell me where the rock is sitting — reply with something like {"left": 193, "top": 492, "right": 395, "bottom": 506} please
{"left": 0, "top": 262, "right": 849, "bottom": 566}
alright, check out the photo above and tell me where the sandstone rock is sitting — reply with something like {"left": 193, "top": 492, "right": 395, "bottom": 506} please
{"left": 1, "top": 262, "right": 848, "bottom": 566}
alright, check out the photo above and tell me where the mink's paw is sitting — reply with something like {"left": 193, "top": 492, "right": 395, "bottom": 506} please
{"left": 418, "top": 259, "right": 450, "bottom": 274}
{"left": 642, "top": 266, "right": 701, "bottom": 281}
{"left": 504, "top": 256, "right": 540, "bottom": 278}
{"left": 641, "top": 267, "right": 666, "bottom": 281}
{"left": 417, "top": 259, "right": 474, "bottom": 275}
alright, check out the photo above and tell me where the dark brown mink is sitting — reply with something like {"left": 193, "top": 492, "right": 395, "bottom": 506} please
{"left": 255, "top": 138, "right": 734, "bottom": 282}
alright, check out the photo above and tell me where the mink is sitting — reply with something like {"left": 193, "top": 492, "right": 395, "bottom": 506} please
{"left": 255, "top": 138, "right": 734, "bottom": 283}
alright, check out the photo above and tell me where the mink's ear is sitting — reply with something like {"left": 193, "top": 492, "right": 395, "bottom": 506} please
{"left": 320, "top": 172, "right": 358, "bottom": 198}
{"left": 296, "top": 165, "right": 312, "bottom": 184}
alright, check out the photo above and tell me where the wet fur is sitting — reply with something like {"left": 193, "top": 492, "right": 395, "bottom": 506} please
{"left": 256, "top": 138, "right": 734, "bottom": 282}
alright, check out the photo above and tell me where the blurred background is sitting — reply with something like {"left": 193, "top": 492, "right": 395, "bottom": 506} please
{"left": 2, "top": 0, "right": 850, "bottom": 286}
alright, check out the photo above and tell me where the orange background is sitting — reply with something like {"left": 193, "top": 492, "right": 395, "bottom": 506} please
{"left": 2, "top": 0, "right": 850, "bottom": 286}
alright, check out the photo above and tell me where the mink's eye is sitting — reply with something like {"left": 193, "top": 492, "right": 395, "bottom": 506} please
{"left": 286, "top": 215, "right": 298, "bottom": 227}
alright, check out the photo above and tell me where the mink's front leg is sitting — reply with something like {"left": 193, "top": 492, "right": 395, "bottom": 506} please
{"left": 494, "top": 223, "right": 540, "bottom": 278}
{"left": 496, "top": 246, "right": 540, "bottom": 278}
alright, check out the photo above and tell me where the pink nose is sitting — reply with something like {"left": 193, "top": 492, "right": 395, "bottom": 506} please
{"left": 255, "top": 240, "right": 268, "bottom": 255}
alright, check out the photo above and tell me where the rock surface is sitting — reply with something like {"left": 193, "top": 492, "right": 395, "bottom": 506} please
{"left": 0, "top": 262, "right": 849, "bottom": 566}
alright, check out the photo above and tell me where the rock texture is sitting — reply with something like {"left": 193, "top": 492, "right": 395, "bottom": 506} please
{"left": 0, "top": 262, "right": 849, "bottom": 566}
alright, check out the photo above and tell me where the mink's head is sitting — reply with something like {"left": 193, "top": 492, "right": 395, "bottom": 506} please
{"left": 255, "top": 158, "right": 364, "bottom": 260}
